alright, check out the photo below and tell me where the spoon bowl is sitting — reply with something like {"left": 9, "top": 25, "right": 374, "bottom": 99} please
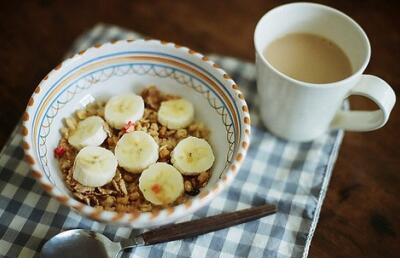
{"left": 41, "top": 229, "right": 122, "bottom": 258}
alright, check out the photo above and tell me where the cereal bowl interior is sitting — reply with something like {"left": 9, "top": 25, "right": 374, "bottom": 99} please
{"left": 23, "top": 39, "right": 251, "bottom": 228}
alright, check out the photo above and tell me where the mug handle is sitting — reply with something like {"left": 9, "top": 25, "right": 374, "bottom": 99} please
{"left": 330, "top": 74, "right": 396, "bottom": 131}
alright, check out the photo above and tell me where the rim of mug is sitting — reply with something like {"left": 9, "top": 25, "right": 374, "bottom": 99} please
{"left": 254, "top": 2, "right": 371, "bottom": 88}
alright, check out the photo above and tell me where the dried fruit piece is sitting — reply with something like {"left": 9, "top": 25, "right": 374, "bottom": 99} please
{"left": 54, "top": 146, "right": 66, "bottom": 158}
{"left": 122, "top": 121, "right": 135, "bottom": 133}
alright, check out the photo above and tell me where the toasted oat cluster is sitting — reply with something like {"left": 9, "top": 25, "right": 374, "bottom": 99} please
{"left": 55, "top": 86, "right": 213, "bottom": 213}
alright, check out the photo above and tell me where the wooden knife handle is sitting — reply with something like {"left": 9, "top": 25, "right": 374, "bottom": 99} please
{"left": 141, "top": 203, "right": 277, "bottom": 246}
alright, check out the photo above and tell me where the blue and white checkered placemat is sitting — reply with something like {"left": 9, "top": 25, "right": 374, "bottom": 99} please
{"left": 0, "top": 24, "right": 344, "bottom": 257}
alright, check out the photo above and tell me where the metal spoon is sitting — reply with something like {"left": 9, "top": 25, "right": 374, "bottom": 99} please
{"left": 41, "top": 203, "right": 277, "bottom": 257}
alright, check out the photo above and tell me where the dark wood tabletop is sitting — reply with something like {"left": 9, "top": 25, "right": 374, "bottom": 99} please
{"left": 1, "top": 0, "right": 399, "bottom": 257}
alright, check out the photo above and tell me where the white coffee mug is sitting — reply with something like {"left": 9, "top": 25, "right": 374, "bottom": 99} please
{"left": 254, "top": 3, "right": 396, "bottom": 141}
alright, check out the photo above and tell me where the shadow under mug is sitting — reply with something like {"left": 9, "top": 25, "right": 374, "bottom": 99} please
{"left": 254, "top": 2, "right": 396, "bottom": 142}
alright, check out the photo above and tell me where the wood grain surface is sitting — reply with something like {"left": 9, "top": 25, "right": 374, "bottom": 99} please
{"left": 0, "top": 0, "right": 398, "bottom": 257}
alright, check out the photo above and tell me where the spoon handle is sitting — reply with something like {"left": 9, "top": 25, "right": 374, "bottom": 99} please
{"left": 140, "top": 203, "right": 277, "bottom": 246}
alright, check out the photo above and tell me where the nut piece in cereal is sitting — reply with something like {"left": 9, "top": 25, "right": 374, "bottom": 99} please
{"left": 72, "top": 146, "right": 118, "bottom": 187}
{"left": 158, "top": 98, "right": 194, "bottom": 129}
{"left": 68, "top": 116, "right": 108, "bottom": 150}
{"left": 115, "top": 131, "right": 159, "bottom": 173}
{"left": 104, "top": 94, "right": 145, "bottom": 129}
{"left": 139, "top": 162, "right": 184, "bottom": 205}
{"left": 171, "top": 136, "right": 215, "bottom": 175}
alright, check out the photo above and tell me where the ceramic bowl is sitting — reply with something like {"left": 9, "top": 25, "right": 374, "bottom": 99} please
{"left": 22, "top": 39, "right": 251, "bottom": 228}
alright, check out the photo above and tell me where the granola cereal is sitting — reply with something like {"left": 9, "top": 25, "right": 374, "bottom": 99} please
{"left": 55, "top": 86, "right": 213, "bottom": 213}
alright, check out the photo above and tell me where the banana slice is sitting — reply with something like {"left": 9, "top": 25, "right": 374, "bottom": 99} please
{"left": 104, "top": 94, "right": 145, "bottom": 129}
{"left": 157, "top": 98, "right": 194, "bottom": 129}
{"left": 72, "top": 146, "right": 118, "bottom": 188}
{"left": 171, "top": 136, "right": 215, "bottom": 175}
{"left": 68, "top": 116, "right": 107, "bottom": 150}
{"left": 139, "top": 162, "right": 184, "bottom": 205}
{"left": 115, "top": 131, "right": 159, "bottom": 173}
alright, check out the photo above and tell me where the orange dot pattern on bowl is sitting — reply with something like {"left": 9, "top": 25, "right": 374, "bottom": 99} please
{"left": 112, "top": 212, "right": 125, "bottom": 222}
{"left": 73, "top": 203, "right": 84, "bottom": 211}
{"left": 22, "top": 141, "right": 30, "bottom": 150}
{"left": 199, "top": 189, "right": 209, "bottom": 199}
{"left": 56, "top": 196, "right": 69, "bottom": 204}
{"left": 25, "top": 155, "right": 35, "bottom": 165}
{"left": 151, "top": 209, "right": 161, "bottom": 219}
{"left": 129, "top": 211, "right": 140, "bottom": 221}
{"left": 184, "top": 199, "right": 193, "bottom": 208}
{"left": 21, "top": 125, "right": 28, "bottom": 136}
{"left": 89, "top": 209, "right": 102, "bottom": 220}
{"left": 41, "top": 183, "right": 53, "bottom": 192}
{"left": 166, "top": 207, "right": 175, "bottom": 215}
{"left": 27, "top": 97, "right": 34, "bottom": 107}
{"left": 31, "top": 170, "right": 42, "bottom": 179}
{"left": 22, "top": 112, "right": 29, "bottom": 121}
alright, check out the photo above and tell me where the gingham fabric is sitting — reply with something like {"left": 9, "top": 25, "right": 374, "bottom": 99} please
{"left": 0, "top": 24, "right": 345, "bottom": 257}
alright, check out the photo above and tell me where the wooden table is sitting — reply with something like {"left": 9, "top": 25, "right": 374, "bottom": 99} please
{"left": 0, "top": 0, "right": 398, "bottom": 257}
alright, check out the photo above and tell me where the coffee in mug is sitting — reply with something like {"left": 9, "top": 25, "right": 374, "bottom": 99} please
{"left": 263, "top": 33, "right": 352, "bottom": 84}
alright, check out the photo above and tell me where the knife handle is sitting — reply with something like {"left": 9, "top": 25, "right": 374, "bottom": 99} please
{"left": 140, "top": 203, "right": 277, "bottom": 246}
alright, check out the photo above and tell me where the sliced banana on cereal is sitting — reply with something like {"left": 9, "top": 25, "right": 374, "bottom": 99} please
{"left": 139, "top": 162, "right": 184, "bottom": 205}
{"left": 115, "top": 131, "right": 159, "bottom": 173}
{"left": 72, "top": 146, "right": 118, "bottom": 188}
{"left": 157, "top": 98, "right": 194, "bottom": 129}
{"left": 104, "top": 94, "right": 145, "bottom": 129}
{"left": 171, "top": 136, "right": 215, "bottom": 175}
{"left": 68, "top": 116, "right": 108, "bottom": 150}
